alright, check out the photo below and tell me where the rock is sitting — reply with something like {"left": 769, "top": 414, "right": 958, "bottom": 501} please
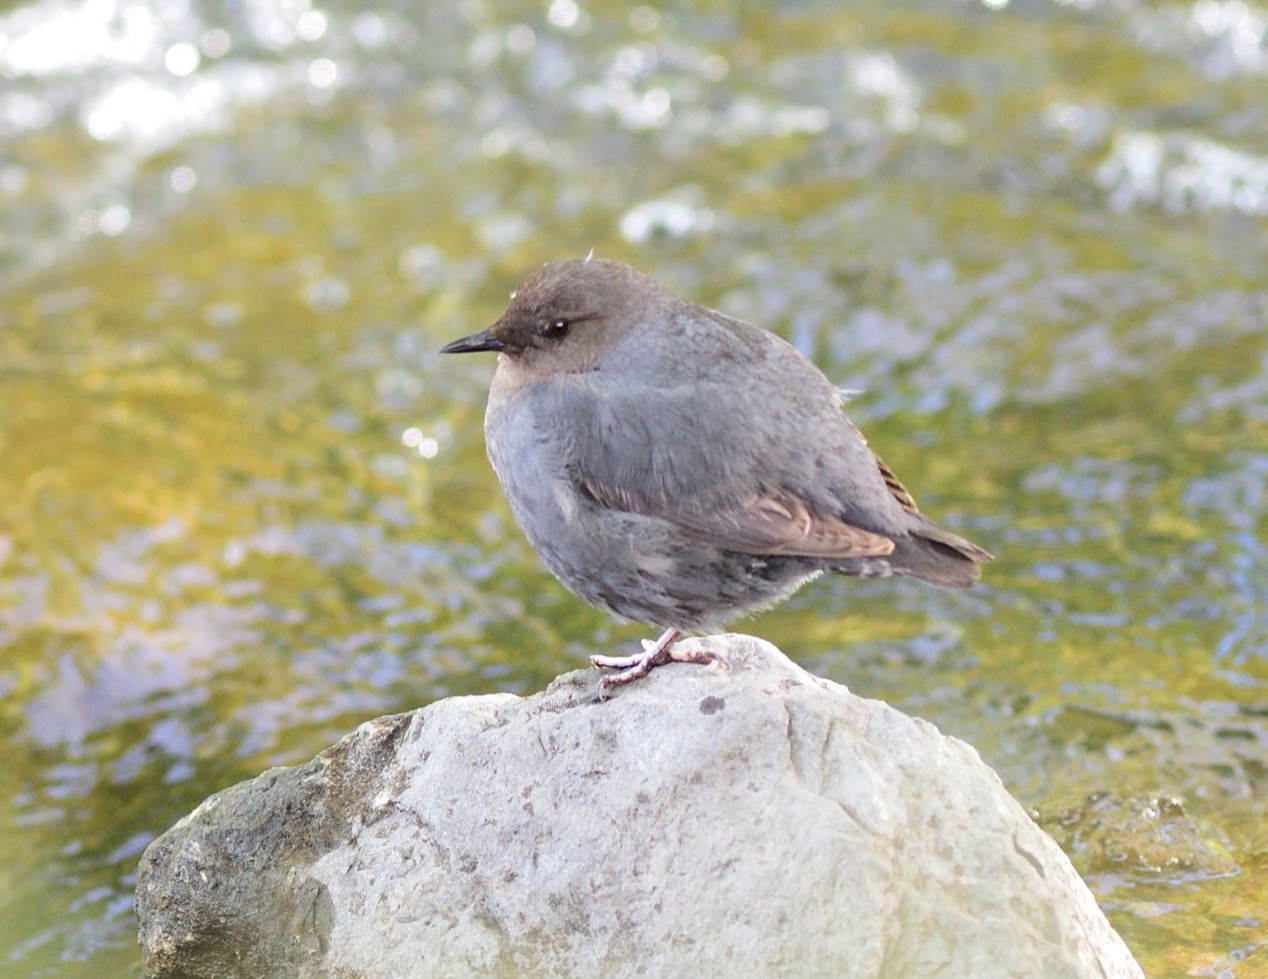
{"left": 135, "top": 635, "right": 1144, "bottom": 979}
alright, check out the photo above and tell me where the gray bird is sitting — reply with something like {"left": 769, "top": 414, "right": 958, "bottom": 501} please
{"left": 441, "top": 258, "right": 993, "bottom": 694}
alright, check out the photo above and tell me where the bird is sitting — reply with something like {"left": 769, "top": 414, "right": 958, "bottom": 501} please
{"left": 440, "top": 258, "right": 993, "bottom": 695}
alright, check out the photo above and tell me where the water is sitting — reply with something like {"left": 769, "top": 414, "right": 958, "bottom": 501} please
{"left": 1, "top": 0, "right": 1265, "bottom": 975}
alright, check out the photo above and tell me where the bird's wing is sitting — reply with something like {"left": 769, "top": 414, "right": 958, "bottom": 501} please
{"left": 576, "top": 477, "right": 896, "bottom": 559}
{"left": 873, "top": 450, "right": 921, "bottom": 514}
{"left": 549, "top": 336, "right": 903, "bottom": 559}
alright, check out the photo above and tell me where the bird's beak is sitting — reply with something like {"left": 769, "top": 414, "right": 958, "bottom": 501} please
{"left": 439, "top": 328, "right": 506, "bottom": 354}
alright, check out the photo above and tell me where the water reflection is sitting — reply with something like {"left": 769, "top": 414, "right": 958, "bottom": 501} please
{"left": 1100, "top": 131, "right": 1268, "bottom": 215}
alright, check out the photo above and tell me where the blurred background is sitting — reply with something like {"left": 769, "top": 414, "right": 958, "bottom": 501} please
{"left": 1, "top": 0, "right": 1266, "bottom": 975}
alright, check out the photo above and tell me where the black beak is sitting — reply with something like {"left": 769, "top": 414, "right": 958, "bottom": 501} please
{"left": 440, "top": 328, "right": 506, "bottom": 354}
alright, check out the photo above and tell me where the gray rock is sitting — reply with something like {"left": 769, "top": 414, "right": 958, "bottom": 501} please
{"left": 136, "top": 635, "right": 1144, "bottom": 979}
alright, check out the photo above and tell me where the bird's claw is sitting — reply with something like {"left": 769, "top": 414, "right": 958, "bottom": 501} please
{"left": 591, "top": 628, "right": 727, "bottom": 698}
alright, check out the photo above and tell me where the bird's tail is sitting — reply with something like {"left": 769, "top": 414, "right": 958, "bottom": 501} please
{"left": 887, "top": 519, "right": 994, "bottom": 589}
{"left": 832, "top": 518, "right": 994, "bottom": 590}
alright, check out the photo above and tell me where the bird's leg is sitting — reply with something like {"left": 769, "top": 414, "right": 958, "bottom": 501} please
{"left": 591, "top": 628, "right": 725, "bottom": 696}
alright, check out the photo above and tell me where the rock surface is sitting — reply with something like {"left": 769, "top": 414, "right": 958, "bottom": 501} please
{"left": 136, "top": 635, "right": 1144, "bottom": 979}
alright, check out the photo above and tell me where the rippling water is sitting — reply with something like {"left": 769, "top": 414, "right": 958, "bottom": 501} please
{"left": 1, "top": 0, "right": 1266, "bottom": 975}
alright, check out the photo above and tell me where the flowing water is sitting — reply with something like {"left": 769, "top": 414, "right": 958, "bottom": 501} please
{"left": 1, "top": 0, "right": 1266, "bottom": 975}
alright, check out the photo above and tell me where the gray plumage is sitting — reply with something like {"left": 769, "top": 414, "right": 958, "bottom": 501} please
{"left": 442, "top": 258, "right": 992, "bottom": 641}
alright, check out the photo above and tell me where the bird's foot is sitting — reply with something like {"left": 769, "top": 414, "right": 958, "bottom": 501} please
{"left": 591, "top": 628, "right": 726, "bottom": 697}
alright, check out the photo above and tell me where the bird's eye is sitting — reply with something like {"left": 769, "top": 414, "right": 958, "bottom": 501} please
{"left": 546, "top": 319, "right": 570, "bottom": 338}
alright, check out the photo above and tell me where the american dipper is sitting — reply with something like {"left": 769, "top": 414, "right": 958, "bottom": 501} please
{"left": 441, "top": 258, "right": 993, "bottom": 695}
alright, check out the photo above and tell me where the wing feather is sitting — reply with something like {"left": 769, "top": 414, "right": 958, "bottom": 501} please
{"left": 578, "top": 478, "right": 895, "bottom": 560}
